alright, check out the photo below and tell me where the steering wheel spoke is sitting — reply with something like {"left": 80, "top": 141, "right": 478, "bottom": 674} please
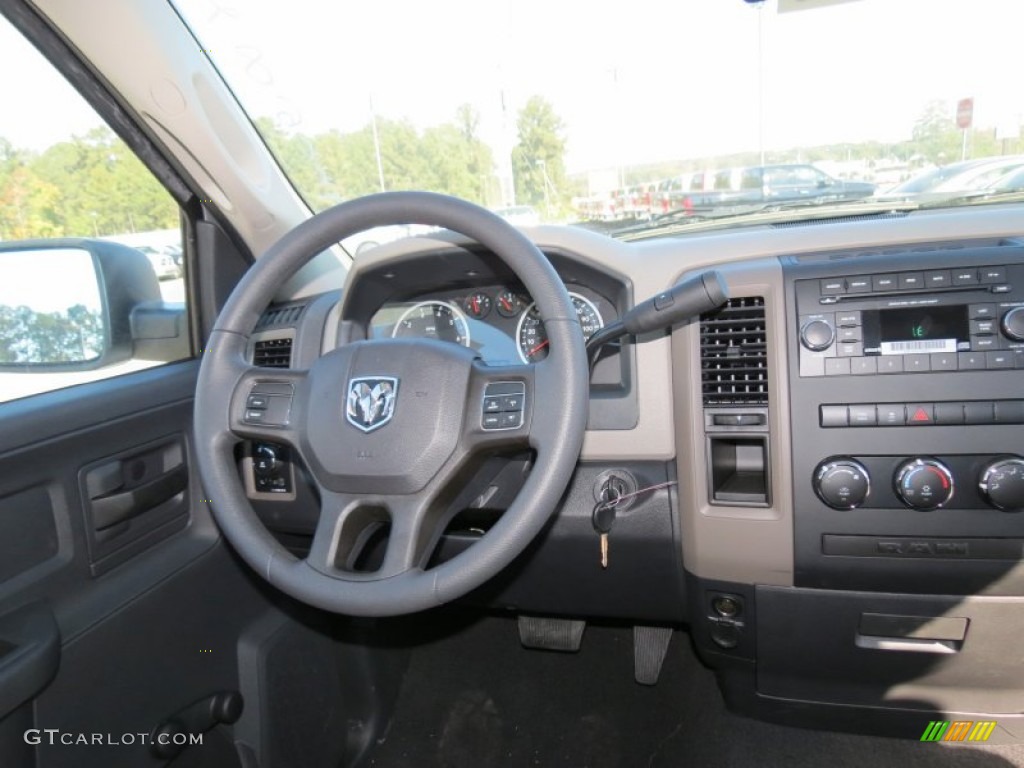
{"left": 306, "top": 489, "right": 439, "bottom": 580}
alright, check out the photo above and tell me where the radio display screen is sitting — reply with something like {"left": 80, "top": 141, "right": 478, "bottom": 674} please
{"left": 870, "top": 305, "right": 969, "bottom": 355}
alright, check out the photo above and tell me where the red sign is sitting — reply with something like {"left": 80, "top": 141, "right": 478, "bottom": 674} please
{"left": 956, "top": 98, "right": 974, "bottom": 130}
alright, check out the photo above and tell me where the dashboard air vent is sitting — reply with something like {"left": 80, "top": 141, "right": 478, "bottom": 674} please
{"left": 253, "top": 337, "right": 293, "bottom": 368}
{"left": 700, "top": 297, "right": 768, "bottom": 406}
{"left": 255, "top": 303, "right": 306, "bottom": 330}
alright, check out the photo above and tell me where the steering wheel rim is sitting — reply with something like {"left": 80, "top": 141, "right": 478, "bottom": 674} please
{"left": 193, "top": 192, "right": 589, "bottom": 616}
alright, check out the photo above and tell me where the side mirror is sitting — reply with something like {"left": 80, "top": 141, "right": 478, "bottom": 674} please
{"left": 0, "top": 238, "right": 186, "bottom": 371}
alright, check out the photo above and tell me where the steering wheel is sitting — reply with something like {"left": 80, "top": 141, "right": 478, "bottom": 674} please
{"left": 193, "top": 192, "right": 589, "bottom": 616}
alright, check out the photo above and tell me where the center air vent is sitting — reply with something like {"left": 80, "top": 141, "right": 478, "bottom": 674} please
{"left": 700, "top": 297, "right": 768, "bottom": 406}
{"left": 253, "top": 337, "right": 293, "bottom": 368}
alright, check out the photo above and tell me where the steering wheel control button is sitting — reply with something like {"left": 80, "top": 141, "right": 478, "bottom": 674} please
{"left": 245, "top": 383, "right": 294, "bottom": 427}
{"left": 481, "top": 381, "right": 526, "bottom": 430}
{"left": 894, "top": 458, "right": 954, "bottom": 510}
{"left": 501, "top": 395, "right": 523, "bottom": 412}
{"left": 246, "top": 394, "right": 269, "bottom": 410}
{"left": 500, "top": 412, "right": 522, "bottom": 428}
{"left": 814, "top": 459, "right": 871, "bottom": 509}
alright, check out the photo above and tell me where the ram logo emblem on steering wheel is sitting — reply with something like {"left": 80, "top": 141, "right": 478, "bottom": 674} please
{"left": 345, "top": 377, "right": 399, "bottom": 433}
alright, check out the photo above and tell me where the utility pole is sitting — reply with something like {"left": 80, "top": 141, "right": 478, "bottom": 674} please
{"left": 369, "top": 95, "right": 386, "bottom": 193}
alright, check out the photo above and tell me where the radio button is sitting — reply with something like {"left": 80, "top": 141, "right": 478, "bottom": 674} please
{"left": 953, "top": 268, "right": 978, "bottom": 286}
{"left": 878, "top": 356, "right": 904, "bottom": 374}
{"left": 972, "top": 335, "right": 999, "bottom": 351}
{"left": 930, "top": 352, "right": 958, "bottom": 371}
{"left": 925, "top": 270, "right": 952, "bottom": 288}
{"left": 994, "top": 401, "right": 1024, "bottom": 424}
{"left": 837, "top": 342, "right": 863, "bottom": 357}
{"left": 980, "top": 266, "right": 1007, "bottom": 284}
{"left": 964, "top": 402, "right": 995, "bottom": 424}
{"left": 1001, "top": 307, "right": 1024, "bottom": 341}
{"left": 820, "top": 278, "right": 846, "bottom": 295}
{"left": 971, "top": 319, "right": 997, "bottom": 335}
{"left": 959, "top": 351, "right": 986, "bottom": 370}
{"left": 800, "top": 318, "right": 835, "bottom": 351}
{"left": 849, "top": 404, "right": 877, "bottom": 426}
{"left": 837, "top": 327, "right": 861, "bottom": 342}
{"left": 820, "top": 405, "right": 849, "bottom": 428}
{"left": 986, "top": 351, "right": 1014, "bottom": 369}
{"left": 904, "top": 354, "right": 930, "bottom": 372}
{"left": 836, "top": 311, "right": 861, "bottom": 327}
{"left": 934, "top": 402, "right": 965, "bottom": 425}
{"left": 877, "top": 404, "right": 905, "bottom": 426}
{"left": 850, "top": 357, "right": 877, "bottom": 375}
{"left": 872, "top": 274, "right": 898, "bottom": 292}
{"left": 898, "top": 272, "right": 924, "bottom": 290}
{"left": 824, "top": 358, "right": 850, "bottom": 376}
{"left": 847, "top": 276, "right": 871, "bottom": 293}
{"left": 970, "top": 303, "right": 996, "bottom": 319}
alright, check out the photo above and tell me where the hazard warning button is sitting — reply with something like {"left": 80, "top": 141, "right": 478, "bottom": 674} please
{"left": 906, "top": 404, "right": 934, "bottom": 425}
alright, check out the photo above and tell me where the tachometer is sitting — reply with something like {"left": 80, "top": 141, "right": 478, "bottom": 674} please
{"left": 516, "top": 293, "right": 604, "bottom": 363}
{"left": 392, "top": 300, "right": 471, "bottom": 347}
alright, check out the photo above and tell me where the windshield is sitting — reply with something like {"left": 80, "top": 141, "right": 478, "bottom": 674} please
{"left": 173, "top": 0, "right": 1024, "bottom": 240}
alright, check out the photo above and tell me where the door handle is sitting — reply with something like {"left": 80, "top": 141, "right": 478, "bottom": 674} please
{"left": 0, "top": 602, "right": 60, "bottom": 720}
{"left": 91, "top": 464, "right": 188, "bottom": 530}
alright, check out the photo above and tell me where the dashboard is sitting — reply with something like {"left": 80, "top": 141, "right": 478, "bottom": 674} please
{"left": 249, "top": 204, "right": 1024, "bottom": 741}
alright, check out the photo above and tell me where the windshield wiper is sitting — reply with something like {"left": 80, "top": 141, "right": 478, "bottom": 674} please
{"left": 918, "top": 188, "right": 1024, "bottom": 209}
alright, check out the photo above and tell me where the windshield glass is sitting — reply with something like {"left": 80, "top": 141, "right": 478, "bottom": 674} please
{"left": 173, "top": 0, "right": 1024, "bottom": 240}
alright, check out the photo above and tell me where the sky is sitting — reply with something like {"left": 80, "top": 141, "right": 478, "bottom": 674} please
{"left": 3, "top": 0, "right": 1024, "bottom": 175}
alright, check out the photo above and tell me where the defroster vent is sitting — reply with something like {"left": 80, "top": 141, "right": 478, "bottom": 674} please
{"left": 253, "top": 338, "right": 293, "bottom": 368}
{"left": 700, "top": 297, "right": 768, "bottom": 406}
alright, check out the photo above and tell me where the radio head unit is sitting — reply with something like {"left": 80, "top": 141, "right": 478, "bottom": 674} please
{"left": 796, "top": 262, "right": 1024, "bottom": 377}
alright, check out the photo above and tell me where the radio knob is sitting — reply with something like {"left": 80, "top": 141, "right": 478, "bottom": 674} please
{"left": 814, "top": 458, "right": 870, "bottom": 509}
{"left": 979, "top": 457, "right": 1024, "bottom": 512}
{"left": 893, "top": 458, "right": 954, "bottom": 511}
{"left": 1001, "top": 307, "right": 1024, "bottom": 342}
{"left": 800, "top": 319, "right": 835, "bottom": 352}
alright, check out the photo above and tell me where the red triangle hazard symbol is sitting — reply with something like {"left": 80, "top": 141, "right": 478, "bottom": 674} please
{"left": 912, "top": 407, "right": 930, "bottom": 422}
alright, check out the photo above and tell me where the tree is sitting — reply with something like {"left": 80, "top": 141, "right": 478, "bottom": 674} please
{"left": 512, "top": 96, "right": 568, "bottom": 214}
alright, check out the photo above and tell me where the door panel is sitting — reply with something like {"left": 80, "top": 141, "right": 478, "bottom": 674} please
{"left": 0, "top": 363, "right": 274, "bottom": 767}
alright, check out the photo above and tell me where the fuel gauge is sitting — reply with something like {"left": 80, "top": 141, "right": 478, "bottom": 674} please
{"left": 464, "top": 292, "right": 492, "bottom": 319}
{"left": 496, "top": 290, "right": 524, "bottom": 318}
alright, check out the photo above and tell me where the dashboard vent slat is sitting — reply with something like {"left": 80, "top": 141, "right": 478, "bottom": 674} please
{"left": 700, "top": 297, "right": 768, "bottom": 406}
{"left": 255, "top": 303, "right": 307, "bottom": 331}
{"left": 253, "top": 338, "right": 293, "bottom": 368}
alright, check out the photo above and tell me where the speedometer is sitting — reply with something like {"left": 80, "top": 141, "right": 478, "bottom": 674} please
{"left": 392, "top": 300, "right": 471, "bottom": 347}
{"left": 516, "top": 293, "right": 604, "bottom": 363}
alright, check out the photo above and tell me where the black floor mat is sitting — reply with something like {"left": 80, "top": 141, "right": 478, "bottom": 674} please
{"left": 361, "top": 614, "right": 1024, "bottom": 768}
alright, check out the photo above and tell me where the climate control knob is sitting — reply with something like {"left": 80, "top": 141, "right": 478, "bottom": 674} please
{"left": 979, "top": 457, "right": 1024, "bottom": 512}
{"left": 893, "top": 458, "right": 954, "bottom": 511}
{"left": 814, "top": 458, "right": 871, "bottom": 509}
{"left": 1001, "top": 307, "right": 1024, "bottom": 342}
{"left": 800, "top": 319, "right": 835, "bottom": 352}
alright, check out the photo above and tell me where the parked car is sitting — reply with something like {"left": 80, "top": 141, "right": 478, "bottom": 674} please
{"left": 877, "top": 156, "right": 1024, "bottom": 202}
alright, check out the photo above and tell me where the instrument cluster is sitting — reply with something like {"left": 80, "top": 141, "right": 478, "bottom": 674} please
{"left": 369, "top": 284, "right": 612, "bottom": 365}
